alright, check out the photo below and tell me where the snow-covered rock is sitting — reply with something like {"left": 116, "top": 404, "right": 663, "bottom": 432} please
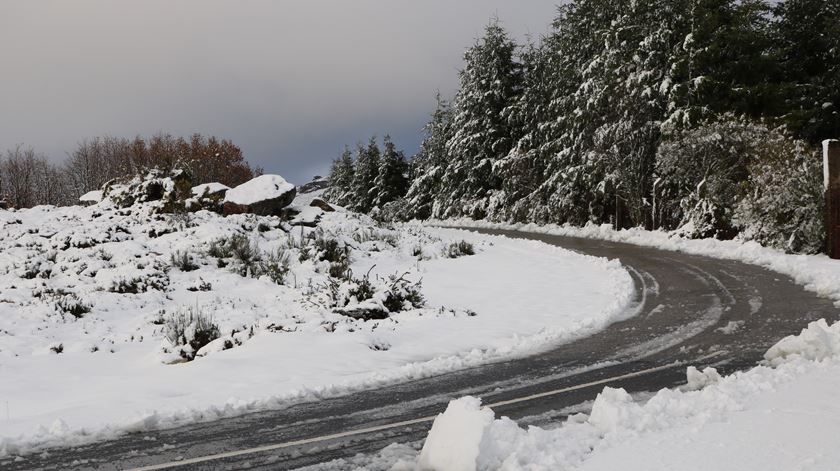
{"left": 223, "top": 174, "right": 296, "bottom": 216}
{"left": 78, "top": 190, "right": 103, "bottom": 205}
{"left": 191, "top": 182, "right": 229, "bottom": 198}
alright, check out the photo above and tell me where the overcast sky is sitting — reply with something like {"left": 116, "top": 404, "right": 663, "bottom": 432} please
{"left": 1, "top": 1, "right": 559, "bottom": 184}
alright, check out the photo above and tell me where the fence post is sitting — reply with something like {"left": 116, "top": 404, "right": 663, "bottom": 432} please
{"left": 826, "top": 140, "right": 840, "bottom": 259}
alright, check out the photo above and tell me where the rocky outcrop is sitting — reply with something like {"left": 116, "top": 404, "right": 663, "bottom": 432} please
{"left": 309, "top": 198, "right": 335, "bottom": 212}
{"left": 223, "top": 175, "right": 296, "bottom": 217}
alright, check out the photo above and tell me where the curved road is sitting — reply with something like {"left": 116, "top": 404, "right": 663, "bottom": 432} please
{"left": 4, "top": 228, "right": 838, "bottom": 470}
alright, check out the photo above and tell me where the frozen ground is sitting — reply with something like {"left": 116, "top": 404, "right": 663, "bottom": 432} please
{"left": 322, "top": 221, "right": 840, "bottom": 471}
{"left": 0, "top": 199, "right": 632, "bottom": 456}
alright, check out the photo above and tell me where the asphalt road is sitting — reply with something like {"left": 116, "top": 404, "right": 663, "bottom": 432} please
{"left": 4, "top": 228, "right": 838, "bottom": 471}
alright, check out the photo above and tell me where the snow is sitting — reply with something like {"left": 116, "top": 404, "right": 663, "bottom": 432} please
{"left": 764, "top": 318, "right": 840, "bottom": 366}
{"left": 417, "top": 397, "right": 494, "bottom": 471}
{"left": 432, "top": 219, "right": 840, "bottom": 305}
{"left": 78, "top": 190, "right": 102, "bottom": 203}
{"left": 223, "top": 174, "right": 295, "bottom": 205}
{"left": 0, "top": 202, "right": 632, "bottom": 456}
{"left": 371, "top": 219, "right": 840, "bottom": 471}
{"left": 347, "top": 319, "right": 840, "bottom": 471}
{"left": 191, "top": 182, "right": 229, "bottom": 197}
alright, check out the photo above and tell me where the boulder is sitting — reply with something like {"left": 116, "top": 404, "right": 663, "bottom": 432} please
{"left": 191, "top": 182, "right": 230, "bottom": 199}
{"left": 309, "top": 198, "right": 335, "bottom": 212}
{"left": 298, "top": 175, "right": 330, "bottom": 194}
{"left": 79, "top": 190, "right": 103, "bottom": 206}
{"left": 223, "top": 174, "right": 297, "bottom": 217}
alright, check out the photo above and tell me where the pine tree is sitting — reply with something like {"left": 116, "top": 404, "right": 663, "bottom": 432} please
{"left": 773, "top": 0, "right": 840, "bottom": 143}
{"left": 326, "top": 146, "right": 355, "bottom": 206}
{"left": 438, "top": 20, "right": 523, "bottom": 219}
{"left": 375, "top": 136, "right": 409, "bottom": 207}
{"left": 351, "top": 137, "right": 381, "bottom": 213}
{"left": 405, "top": 94, "right": 454, "bottom": 220}
{"left": 489, "top": 41, "right": 552, "bottom": 222}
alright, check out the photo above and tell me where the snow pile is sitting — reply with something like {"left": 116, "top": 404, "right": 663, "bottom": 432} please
{"left": 418, "top": 397, "right": 494, "bottom": 471}
{"left": 409, "top": 318, "right": 840, "bottom": 471}
{"left": 0, "top": 202, "right": 633, "bottom": 457}
{"left": 224, "top": 174, "right": 295, "bottom": 205}
{"left": 764, "top": 318, "right": 840, "bottom": 366}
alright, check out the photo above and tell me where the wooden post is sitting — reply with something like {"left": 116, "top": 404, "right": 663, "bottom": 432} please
{"left": 826, "top": 140, "right": 840, "bottom": 259}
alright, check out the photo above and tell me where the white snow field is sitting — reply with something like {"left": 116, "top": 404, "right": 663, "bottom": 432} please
{"left": 0, "top": 199, "right": 633, "bottom": 456}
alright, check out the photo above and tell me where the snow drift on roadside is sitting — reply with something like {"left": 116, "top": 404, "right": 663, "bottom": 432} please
{"left": 370, "top": 318, "right": 840, "bottom": 471}
{"left": 433, "top": 219, "right": 840, "bottom": 305}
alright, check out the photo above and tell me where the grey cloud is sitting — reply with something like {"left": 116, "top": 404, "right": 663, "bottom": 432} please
{"left": 1, "top": 0, "right": 559, "bottom": 183}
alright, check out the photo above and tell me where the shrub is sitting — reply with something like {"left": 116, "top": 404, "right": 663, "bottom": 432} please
{"left": 163, "top": 305, "right": 221, "bottom": 360}
{"left": 255, "top": 249, "right": 292, "bottom": 285}
{"left": 382, "top": 272, "right": 425, "bottom": 313}
{"left": 445, "top": 240, "right": 475, "bottom": 258}
{"left": 208, "top": 234, "right": 259, "bottom": 275}
{"left": 56, "top": 294, "right": 91, "bottom": 319}
{"left": 171, "top": 249, "right": 199, "bottom": 272}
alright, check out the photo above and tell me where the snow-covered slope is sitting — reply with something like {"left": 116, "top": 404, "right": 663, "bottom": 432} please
{"left": 0, "top": 200, "right": 632, "bottom": 456}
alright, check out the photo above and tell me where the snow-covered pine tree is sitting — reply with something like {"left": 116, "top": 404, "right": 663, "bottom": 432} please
{"left": 326, "top": 146, "right": 355, "bottom": 206}
{"left": 405, "top": 94, "right": 454, "bottom": 220}
{"left": 437, "top": 20, "right": 523, "bottom": 219}
{"left": 374, "top": 135, "right": 409, "bottom": 208}
{"left": 773, "top": 0, "right": 840, "bottom": 143}
{"left": 488, "top": 41, "right": 552, "bottom": 222}
{"left": 351, "top": 137, "right": 381, "bottom": 213}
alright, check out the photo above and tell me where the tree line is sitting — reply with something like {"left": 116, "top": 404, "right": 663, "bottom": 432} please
{"left": 326, "top": 135, "right": 409, "bottom": 218}
{"left": 327, "top": 0, "right": 838, "bottom": 254}
{"left": 0, "top": 133, "right": 261, "bottom": 208}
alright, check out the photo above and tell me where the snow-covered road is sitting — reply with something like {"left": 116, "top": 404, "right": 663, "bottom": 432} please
{"left": 5, "top": 228, "right": 836, "bottom": 470}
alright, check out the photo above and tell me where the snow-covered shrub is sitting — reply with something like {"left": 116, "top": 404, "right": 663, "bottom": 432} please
{"left": 254, "top": 249, "right": 292, "bottom": 285}
{"left": 445, "top": 240, "right": 475, "bottom": 258}
{"left": 163, "top": 305, "right": 221, "bottom": 361}
{"left": 107, "top": 260, "right": 170, "bottom": 294}
{"left": 208, "top": 234, "right": 258, "bottom": 274}
{"left": 655, "top": 117, "right": 754, "bottom": 239}
{"left": 300, "top": 230, "right": 351, "bottom": 278}
{"left": 55, "top": 293, "right": 91, "bottom": 319}
{"left": 735, "top": 139, "right": 824, "bottom": 253}
{"left": 328, "top": 267, "right": 425, "bottom": 320}
{"left": 375, "top": 198, "right": 411, "bottom": 223}
{"left": 655, "top": 116, "right": 823, "bottom": 251}
{"left": 170, "top": 249, "right": 199, "bottom": 272}
{"left": 381, "top": 272, "right": 425, "bottom": 313}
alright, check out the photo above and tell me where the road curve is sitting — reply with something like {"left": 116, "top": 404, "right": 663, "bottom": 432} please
{"left": 4, "top": 228, "right": 838, "bottom": 471}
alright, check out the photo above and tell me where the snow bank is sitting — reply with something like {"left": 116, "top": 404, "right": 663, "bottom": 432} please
{"left": 431, "top": 218, "right": 840, "bottom": 305}
{"left": 223, "top": 174, "right": 294, "bottom": 205}
{"left": 390, "top": 318, "right": 840, "bottom": 471}
{"left": 764, "top": 318, "right": 840, "bottom": 366}
{"left": 418, "top": 397, "right": 494, "bottom": 471}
